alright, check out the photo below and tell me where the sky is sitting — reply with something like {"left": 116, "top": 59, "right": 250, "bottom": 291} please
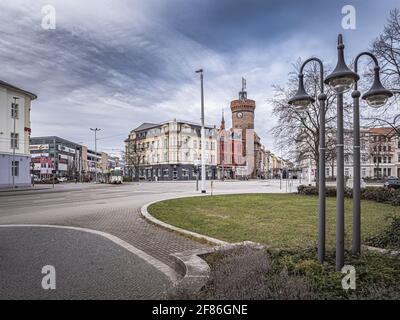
{"left": 0, "top": 0, "right": 398, "bottom": 157}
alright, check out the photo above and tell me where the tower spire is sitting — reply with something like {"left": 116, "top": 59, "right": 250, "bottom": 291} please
{"left": 220, "top": 108, "right": 225, "bottom": 130}
{"left": 239, "top": 77, "right": 247, "bottom": 100}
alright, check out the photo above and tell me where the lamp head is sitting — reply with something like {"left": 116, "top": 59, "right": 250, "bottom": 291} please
{"left": 288, "top": 74, "right": 315, "bottom": 111}
{"left": 324, "top": 34, "right": 359, "bottom": 93}
{"left": 362, "top": 66, "right": 393, "bottom": 108}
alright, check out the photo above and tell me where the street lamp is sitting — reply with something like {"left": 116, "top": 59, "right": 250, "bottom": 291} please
{"left": 351, "top": 52, "right": 393, "bottom": 257}
{"left": 289, "top": 58, "right": 327, "bottom": 263}
{"left": 324, "top": 35, "right": 393, "bottom": 270}
{"left": 11, "top": 96, "right": 19, "bottom": 189}
{"left": 196, "top": 69, "right": 206, "bottom": 194}
{"left": 324, "top": 34, "right": 359, "bottom": 271}
{"left": 90, "top": 128, "right": 101, "bottom": 183}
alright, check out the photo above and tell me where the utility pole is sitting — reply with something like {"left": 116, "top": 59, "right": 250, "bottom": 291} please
{"left": 11, "top": 97, "right": 19, "bottom": 189}
{"left": 52, "top": 137, "right": 56, "bottom": 189}
{"left": 90, "top": 128, "right": 101, "bottom": 183}
{"left": 196, "top": 69, "right": 206, "bottom": 193}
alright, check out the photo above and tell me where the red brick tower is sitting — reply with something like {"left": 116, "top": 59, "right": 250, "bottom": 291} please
{"left": 230, "top": 78, "right": 256, "bottom": 130}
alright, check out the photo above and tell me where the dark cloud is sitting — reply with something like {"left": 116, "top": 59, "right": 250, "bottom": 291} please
{"left": 0, "top": 0, "right": 398, "bottom": 155}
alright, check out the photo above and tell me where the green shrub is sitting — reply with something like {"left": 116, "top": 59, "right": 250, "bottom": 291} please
{"left": 297, "top": 185, "right": 352, "bottom": 198}
{"left": 361, "top": 187, "right": 395, "bottom": 203}
{"left": 297, "top": 185, "right": 400, "bottom": 206}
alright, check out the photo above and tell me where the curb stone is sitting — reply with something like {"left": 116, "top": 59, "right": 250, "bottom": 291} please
{"left": 141, "top": 199, "right": 228, "bottom": 246}
{"left": 170, "top": 241, "right": 266, "bottom": 296}
{"left": 363, "top": 245, "right": 400, "bottom": 257}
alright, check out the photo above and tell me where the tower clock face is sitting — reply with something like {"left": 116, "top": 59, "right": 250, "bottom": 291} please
{"left": 236, "top": 112, "right": 243, "bottom": 119}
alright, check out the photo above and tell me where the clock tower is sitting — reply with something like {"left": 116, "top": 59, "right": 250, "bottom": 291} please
{"left": 231, "top": 78, "right": 256, "bottom": 130}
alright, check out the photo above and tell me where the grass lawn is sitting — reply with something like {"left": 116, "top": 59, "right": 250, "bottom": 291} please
{"left": 149, "top": 194, "right": 400, "bottom": 249}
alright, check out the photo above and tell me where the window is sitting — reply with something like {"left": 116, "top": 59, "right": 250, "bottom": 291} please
{"left": 11, "top": 161, "right": 19, "bottom": 177}
{"left": 362, "top": 154, "right": 369, "bottom": 162}
{"left": 345, "top": 168, "right": 350, "bottom": 177}
{"left": 10, "top": 133, "right": 19, "bottom": 149}
{"left": 388, "top": 168, "right": 392, "bottom": 176}
{"left": 362, "top": 168, "right": 366, "bottom": 177}
{"left": 388, "top": 157, "right": 392, "bottom": 164}
{"left": 11, "top": 102, "right": 19, "bottom": 119}
{"left": 361, "top": 141, "right": 366, "bottom": 150}
{"left": 163, "top": 168, "right": 169, "bottom": 177}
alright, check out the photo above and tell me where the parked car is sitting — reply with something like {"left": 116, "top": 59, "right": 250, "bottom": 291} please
{"left": 384, "top": 177, "right": 400, "bottom": 189}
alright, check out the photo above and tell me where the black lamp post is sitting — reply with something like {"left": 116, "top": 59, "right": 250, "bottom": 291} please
{"left": 351, "top": 53, "right": 393, "bottom": 257}
{"left": 324, "top": 34, "right": 392, "bottom": 270}
{"left": 289, "top": 58, "right": 327, "bottom": 263}
{"left": 324, "top": 34, "right": 359, "bottom": 271}
{"left": 289, "top": 34, "right": 393, "bottom": 271}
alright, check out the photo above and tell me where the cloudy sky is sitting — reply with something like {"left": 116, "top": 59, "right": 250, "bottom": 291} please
{"left": 0, "top": 0, "right": 398, "bottom": 156}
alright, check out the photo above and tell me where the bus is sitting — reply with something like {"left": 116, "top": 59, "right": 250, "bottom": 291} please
{"left": 110, "top": 167, "right": 123, "bottom": 184}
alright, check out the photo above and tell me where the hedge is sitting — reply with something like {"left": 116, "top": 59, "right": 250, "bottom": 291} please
{"left": 297, "top": 185, "right": 400, "bottom": 206}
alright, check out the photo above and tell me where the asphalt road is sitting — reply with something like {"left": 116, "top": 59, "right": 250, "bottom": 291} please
{"left": 0, "top": 180, "right": 295, "bottom": 299}
{"left": 0, "top": 226, "right": 170, "bottom": 299}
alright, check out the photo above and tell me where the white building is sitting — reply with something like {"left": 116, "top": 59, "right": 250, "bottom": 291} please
{"left": 298, "top": 127, "right": 400, "bottom": 181}
{"left": 0, "top": 80, "right": 37, "bottom": 188}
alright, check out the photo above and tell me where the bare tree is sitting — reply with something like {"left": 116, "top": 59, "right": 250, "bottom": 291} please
{"left": 125, "top": 137, "right": 145, "bottom": 181}
{"left": 270, "top": 60, "right": 347, "bottom": 185}
{"left": 365, "top": 8, "right": 400, "bottom": 132}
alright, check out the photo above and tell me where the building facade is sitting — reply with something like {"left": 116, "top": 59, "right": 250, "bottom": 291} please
{"left": 0, "top": 80, "right": 37, "bottom": 188}
{"left": 297, "top": 127, "right": 400, "bottom": 181}
{"left": 30, "top": 136, "right": 114, "bottom": 182}
{"left": 125, "top": 120, "right": 217, "bottom": 181}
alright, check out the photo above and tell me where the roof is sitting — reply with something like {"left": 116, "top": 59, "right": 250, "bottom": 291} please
{"left": 0, "top": 80, "right": 37, "bottom": 100}
{"left": 133, "top": 122, "right": 159, "bottom": 132}
{"left": 30, "top": 136, "right": 82, "bottom": 147}
{"left": 369, "top": 127, "right": 396, "bottom": 136}
{"left": 132, "top": 120, "right": 216, "bottom": 133}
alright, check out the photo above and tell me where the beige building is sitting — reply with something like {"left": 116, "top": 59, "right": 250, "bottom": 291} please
{"left": 125, "top": 119, "right": 217, "bottom": 180}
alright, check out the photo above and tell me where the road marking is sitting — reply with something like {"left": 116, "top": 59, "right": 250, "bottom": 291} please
{"left": 0, "top": 224, "right": 179, "bottom": 284}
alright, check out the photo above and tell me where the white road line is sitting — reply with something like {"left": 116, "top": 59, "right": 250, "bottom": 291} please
{"left": 0, "top": 224, "right": 179, "bottom": 284}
